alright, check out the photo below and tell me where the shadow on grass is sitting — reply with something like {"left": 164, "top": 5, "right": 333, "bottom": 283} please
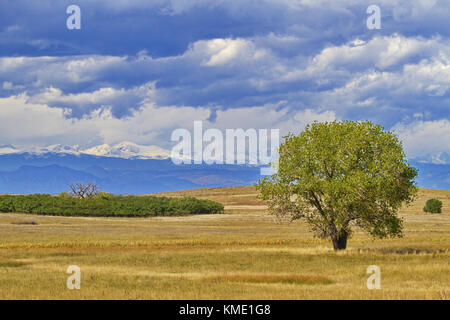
{"left": 210, "top": 274, "right": 333, "bottom": 285}
{"left": 46, "top": 252, "right": 86, "bottom": 257}
{"left": 0, "top": 261, "right": 29, "bottom": 268}
{"left": 10, "top": 221, "right": 38, "bottom": 225}
{"left": 358, "top": 247, "right": 449, "bottom": 255}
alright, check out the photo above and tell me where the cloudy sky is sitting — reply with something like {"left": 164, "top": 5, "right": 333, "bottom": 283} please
{"left": 0, "top": 0, "right": 449, "bottom": 162}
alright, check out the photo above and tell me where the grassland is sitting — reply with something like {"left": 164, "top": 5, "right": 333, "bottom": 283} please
{"left": 0, "top": 187, "right": 449, "bottom": 300}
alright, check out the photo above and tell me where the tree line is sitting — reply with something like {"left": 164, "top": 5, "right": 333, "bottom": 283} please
{"left": 0, "top": 193, "right": 224, "bottom": 217}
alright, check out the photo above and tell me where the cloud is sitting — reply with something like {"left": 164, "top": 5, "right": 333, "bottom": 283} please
{"left": 393, "top": 119, "right": 450, "bottom": 160}
{"left": 0, "top": 93, "right": 337, "bottom": 150}
{"left": 0, "top": 33, "right": 448, "bottom": 136}
{"left": 198, "top": 38, "right": 268, "bottom": 67}
{"left": 29, "top": 82, "right": 156, "bottom": 117}
{"left": 210, "top": 104, "right": 336, "bottom": 137}
{"left": 0, "top": 0, "right": 448, "bottom": 165}
{"left": 0, "top": 94, "right": 97, "bottom": 146}
{"left": 2, "top": 0, "right": 449, "bottom": 58}
{"left": 2, "top": 81, "right": 24, "bottom": 91}
{"left": 0, "top": 93, "right": 209, "bottom": 147}
{"left": 309, "top": 35, "right": 445, "bottom": 71}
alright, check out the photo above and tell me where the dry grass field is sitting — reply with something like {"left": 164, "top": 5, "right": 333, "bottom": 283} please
{"left": 0, "top": 186, "right": 449, "bottom": 300}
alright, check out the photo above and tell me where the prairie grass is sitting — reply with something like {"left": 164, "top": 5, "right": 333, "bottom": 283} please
{"left": 0, "top": 260, "right": 28, "bottom": 268}
{"left": 0, "top": 187, "right": 448, "bottom": 299}
{"left": 209, "top": 274, "right": 334, "bottom": 285}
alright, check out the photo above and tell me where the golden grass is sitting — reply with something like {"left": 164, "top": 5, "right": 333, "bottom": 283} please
{"left": 0, "top": 187, "right": 448, "bottom": 299}
{"left": 0, "top": 260, "right": 28, "bottom": 268}
{"left": 210, "top": 274, "right": 334, "bottom": 285}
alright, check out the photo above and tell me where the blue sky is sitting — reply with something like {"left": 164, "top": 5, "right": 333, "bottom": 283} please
{"left": 0, "top": 0, "right": 449, "bottom": 163}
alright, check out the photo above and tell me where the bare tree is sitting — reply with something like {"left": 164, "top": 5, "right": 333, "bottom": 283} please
{"left": 69, "top": 182, "right": 99, "bottom": 199}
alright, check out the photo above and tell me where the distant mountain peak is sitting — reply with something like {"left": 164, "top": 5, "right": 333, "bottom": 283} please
{"left": 0, "top": 142, "right": 174, "bottom": 160}
{"left": 0, "top": 144, "right": 20, "bottom": 154}
{"left": 81, "top": 142, "right": 172, "bottom": 160}
{"left": 44, "top": 144, "right": 81, "bottom": 155}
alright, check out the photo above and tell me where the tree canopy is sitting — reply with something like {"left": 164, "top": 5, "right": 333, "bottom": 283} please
{"left": 256, "top": 121, "right": 418, "bottom": 250}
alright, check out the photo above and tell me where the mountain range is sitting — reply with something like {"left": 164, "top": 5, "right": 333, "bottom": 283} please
{"left": 0, "top": 142, "right": 448, "bottom": 194}
{"left": 0, "top": 152, "right": 262, "bottom": 194}
{"left": 0, "top": 142, "right": 173, "bottom": 160}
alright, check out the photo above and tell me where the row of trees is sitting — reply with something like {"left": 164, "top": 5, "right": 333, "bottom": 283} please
{"left": 0, "top": 193, "right": 224, "bottom": 217}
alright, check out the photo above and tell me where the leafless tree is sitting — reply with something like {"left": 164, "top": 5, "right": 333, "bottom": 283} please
{"left": 69, "top": 182, "right": 99, "bottom": 199}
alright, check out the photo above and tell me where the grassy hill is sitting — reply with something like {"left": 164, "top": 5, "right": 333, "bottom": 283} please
{"left": 0, "top": 186, "right": 448, "bottom": 299}
{"left": 151, "top": 186, "right": 450, "bottom": 215}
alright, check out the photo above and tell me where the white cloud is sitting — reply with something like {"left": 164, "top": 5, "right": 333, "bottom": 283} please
{"left": 0, "top": 94, "right": 97, "bottom": 145}
{"left": 29, "top": 82, "right": 156, "bottom": 115}
{"left": 0, "top": 93, "right": 210, "bottom": 147}
{"left": 310, "top": 34, "right": 446, "bottom": 72}
{"left": 2, "top": 81, "right": 24, "bottom": 91}
{"left": 195, "top": 38, "right": 268, "bottom": 67}
{"left": 0, "top": 5, "right": 448, "bottom": 166}
{"left": 306, "top": 53, "right": 450, "bottom": 114}
{"left": 0, "top": 93, "right": 338, "bottom": 150}
{"left": 1, "top": 33, "right": 448, "bottom": 117}
{"left": 393, "top": 119, "right": 450, "bottom": 160}
{"left": 0, "top": 55, "right": 124, "bottom": 91}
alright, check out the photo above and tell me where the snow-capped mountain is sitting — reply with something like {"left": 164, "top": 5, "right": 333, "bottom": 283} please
{"left": 1, "top": 142, "right": 449, "bottom": 167}
{"left": 45, "top": 144, "right": 81, "bottom": 154}
{"left": 0, "top": 142, "right": 173, "bottom": 160}
{"left": 0, "top": 145, "right": 448, "bottom": 194}
{"left": 0, "top": 144, "right": 82, "bottom": 156}
{"left": 0, "top": 144, "right": 20, "bottom": 155}
{"left": 82, "top": 142, "right": 172, "bottom": 159}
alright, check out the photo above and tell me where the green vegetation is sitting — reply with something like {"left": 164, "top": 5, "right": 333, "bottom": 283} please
{"left": 0, "top": 186, "right": 448, "bottom": 300}
{"left": 257, "top": 121, "right": 418, "bottom": 250}
{"left": 0, "top": 193, "right": 224, "bottom": 217}
{"left": 424, "top": 198, "right": 443, "bottom": 214}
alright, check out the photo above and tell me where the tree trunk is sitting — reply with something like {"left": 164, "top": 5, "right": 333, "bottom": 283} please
{"left": 331, "top": 230, "right": 348, "bottom": 251}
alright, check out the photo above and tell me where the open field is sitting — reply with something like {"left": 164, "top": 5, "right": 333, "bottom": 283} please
{"left": 0, "top": 187, "right": 449, "bottom": 299}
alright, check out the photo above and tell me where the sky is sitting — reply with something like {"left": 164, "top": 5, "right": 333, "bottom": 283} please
{"left": 0, "top": 0, "right": 449, "bottom": 163}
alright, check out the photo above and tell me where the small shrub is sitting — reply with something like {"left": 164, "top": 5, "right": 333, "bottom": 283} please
{"left": 423, "top": 198, "right": 443, "bottom": 214}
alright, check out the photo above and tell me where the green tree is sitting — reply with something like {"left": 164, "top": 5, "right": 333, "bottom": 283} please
{"left": 423, "top": 199, "right": 442, "bottom": 213}
{"left": 256, "top": 121, "right": 418, "bottom": 250}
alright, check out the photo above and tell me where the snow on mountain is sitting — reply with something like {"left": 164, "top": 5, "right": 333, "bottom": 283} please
{"left": 81, "top": 144, "right": 111, "bottom": 157}
{"left": 82, "top": 141, "right": 172, "bottom": 159}
{"left": 46, "top": 144, "right": 81, "bottom": 154}
{"left": 0, "top": 142, "right": 174, "bottom": 160}
{"left": 24, "top": 144, "right": 82, "bottom": 155}
{"left": 1, "top": 144, "right": 82, "bottom": 156}
{"left": 1, "top": 142, "right": 449, "bottom": 165}
{"left": 0, "top": 144, "right": 20, "bottom": 155}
